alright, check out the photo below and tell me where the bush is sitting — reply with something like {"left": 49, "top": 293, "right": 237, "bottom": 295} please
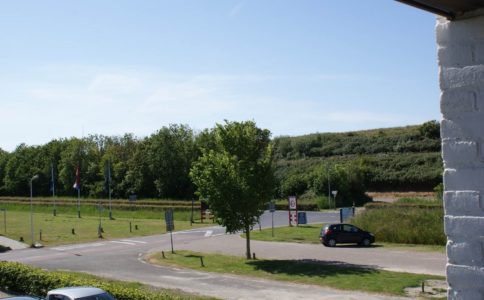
{"left": 0, "top": 262, "right": 186, "bottom": 299}
{"left": 351, "top": 203, "right": 445, "bottom": 245}
{"left": 315, "top": 195, "right": 331, "bottom": 210}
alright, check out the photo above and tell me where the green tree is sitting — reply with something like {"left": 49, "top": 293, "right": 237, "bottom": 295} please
{"left": 0, "top": 148, "right": 10, "bottom": 195}
{"left": 146, "top": 124, "right": 197, "bottom": 199}
{"left": 190, "top": 121, "right": 274, "bottom": 259}
{"left": 418, "top": 120, "right": 440, "bottom": 139}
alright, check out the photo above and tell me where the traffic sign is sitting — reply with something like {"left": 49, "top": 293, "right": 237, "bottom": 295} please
{"left": 268, "top": 202, "right": 275, "bottom": 212}
{"left": 165, "top": 208, "right": 174, "bottom": 232}
{"left": 288, "top": 196, "right": 297, "bottom": 210}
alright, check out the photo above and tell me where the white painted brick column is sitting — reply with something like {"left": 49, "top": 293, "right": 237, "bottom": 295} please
{"left": 438, "top": 10, "right": 484, "bottom": 300}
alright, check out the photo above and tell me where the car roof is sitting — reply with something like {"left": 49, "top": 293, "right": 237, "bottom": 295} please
{"left": 47, "top": 287, "right": 106, "bottom": 298}
{"left": 2, "top": 297, "right": 41, "bottom": 300}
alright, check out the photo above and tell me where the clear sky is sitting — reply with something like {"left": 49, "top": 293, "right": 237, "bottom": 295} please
{"left": 0, "top": 0, "right": 440, "bottom": 152}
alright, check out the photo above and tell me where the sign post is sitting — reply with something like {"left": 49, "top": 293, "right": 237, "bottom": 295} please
{"left": 129, "top": 194, "right": 137, "bottom": 232}
{"left": 268, "top": 202, "right": 275, "bottom": 237}
{"left": 0, "top": 208, "right": 5, "bottom": 234}
{"left": 288, "top": 196, "right": 298, "bottom": 226}
{"left": 165, "top": 208, "right": 175, "bottom": 253}
{"left": 331, "top": 190, "right": 338, "bottom": 209}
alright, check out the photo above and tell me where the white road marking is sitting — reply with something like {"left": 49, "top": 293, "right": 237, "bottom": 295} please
{"left": 173, "top": 230, "right": 208, "bottom": 235}
{"left": 121, "top": 239, "right": 147, "bottom": 244}
{"left": 52, "top": 242, "right": 105, "bottom": 251}
{"left": 110, "top": 241, "right": 136, "bottom": 245}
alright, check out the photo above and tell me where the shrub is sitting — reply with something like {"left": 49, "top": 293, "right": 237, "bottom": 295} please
{"left": 0, "top": 261, "right": 186, "bottom": 299}
{"left": 315, "top": 195, "right": 331, "bottom": 210}
{"left": 351, "top": 203, "right": 445, "bottom": 245}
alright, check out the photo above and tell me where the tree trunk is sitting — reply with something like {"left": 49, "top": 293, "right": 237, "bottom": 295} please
{"left": 245, "top": 224, "right": 251, "bottom": 259}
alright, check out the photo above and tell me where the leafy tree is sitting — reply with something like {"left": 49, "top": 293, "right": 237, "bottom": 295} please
{"left": 190, "top": 121, "right": 274, "bottom": 259}
{"left": 418, "top": 120, "right": 440, "bottom": 139}
{"left": 0, "top": 148, "right": 10, "bottom": 195}
{"left": 310, "top": 161, "right": 370, "bottom": 207}
{"left": 146, "top": 124, "right": 197, "bottom": 199}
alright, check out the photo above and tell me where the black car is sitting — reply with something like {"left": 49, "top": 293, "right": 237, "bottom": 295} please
{"left": 320, "top": 223, "right": 375, "bottom": 247}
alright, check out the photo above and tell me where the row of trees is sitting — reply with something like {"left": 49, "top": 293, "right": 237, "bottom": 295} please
{"left": 0, "top": 121, "right": 442, "bottom": 202}
{"left": 0, "top": 124, "right": 201, "bottom": 199}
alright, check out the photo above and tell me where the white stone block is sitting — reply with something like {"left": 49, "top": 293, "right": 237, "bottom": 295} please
{"left": 440, "top": 66, "right": 484, "bottom": 91}
{"left": 442, "top": 141, "right": 478, "bottom": 167}
{"left": 437, "top": 15, "right": 484, "bottom": 46}
{"left": 438, "top": 45, "right": 474, "bottom": 68}
{"left": 441, "top": 88, "right": 477, "bottom": 117}
{"left": 445, "top": 216, "right": 484, "bottom": 238}
{"left": 441, "top": 117, "right": 484, "bottom": 141}
{"left": 447, "top": 264, "right": 484, "bottom": 289}
{"left": 447, "top": 239, "right": 484, "bottom": 267}
{"left": 475, "top": 41, "right": 484, "bottom": 65}
{"left": 444, "top": 191, "right": 484, "bottom": 216}
{"left": 448, "top": 288, "right": 484, "bottom": 300}
{"left": 444, "top": 169, "right": 484, "bottom": 191}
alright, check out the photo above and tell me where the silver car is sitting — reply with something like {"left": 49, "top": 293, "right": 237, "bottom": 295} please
{"left": 1, "top": 297, "right": 42, "bottom": 300}
{"left": 46, "top": 287, "right": 115, "bottom": 300}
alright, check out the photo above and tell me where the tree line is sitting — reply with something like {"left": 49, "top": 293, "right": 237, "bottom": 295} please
{"left": 0, "top": 124, "right": 200, "bottom": 199}
{"left": 0, "top": 121, "right": 442, "bottom": 202}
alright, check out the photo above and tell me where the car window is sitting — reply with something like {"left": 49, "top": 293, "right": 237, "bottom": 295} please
{"left": 49, "top": 295, "right": 70, "bottom": 300}
{"left": 342, "top": 225, "right": 356, "bottom": 232}
{"left": 331, "top": 225, "right": 341, "bottom": 231}
{"left": 76, "top": 293, "right": 116, "bottom": 300}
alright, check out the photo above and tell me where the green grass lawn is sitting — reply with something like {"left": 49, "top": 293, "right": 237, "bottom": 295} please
{"left": 148, "top": 250, "right": 444, "bottom": 296}
{"left": 246, "top": 224, "right": 446, "bottom": 252}
{"left": 0, "top": 210, "right": 210, "bottom": 247}
{"left": 0, "top": 202, "right": 198, "bottom": 221}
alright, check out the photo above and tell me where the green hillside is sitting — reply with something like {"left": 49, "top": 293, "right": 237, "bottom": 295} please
{"left": 272, "top": 121, "right": 442, "bottom": 202}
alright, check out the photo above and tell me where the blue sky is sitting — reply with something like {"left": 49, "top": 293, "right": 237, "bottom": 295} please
{"left": 0, "top": 0, "right": 440, "bottom": 152}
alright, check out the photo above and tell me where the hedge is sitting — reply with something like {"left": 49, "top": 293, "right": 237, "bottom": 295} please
{"left": 364, "top": 202, "right": 442, "bottom": 210}
{"left": 275, "top": 203, "right": 318, "bottom": 211}
{"left": 0, "top": 261, "right": 186, "bottom": 300}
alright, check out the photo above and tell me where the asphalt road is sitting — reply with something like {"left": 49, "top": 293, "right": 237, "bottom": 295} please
{"left": 0, "top": 211, "right": 443, "bottom": 300}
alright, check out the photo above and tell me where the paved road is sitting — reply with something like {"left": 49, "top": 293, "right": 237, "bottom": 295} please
{"left": 0, "top": 211, "right": 444, "bottom": 299}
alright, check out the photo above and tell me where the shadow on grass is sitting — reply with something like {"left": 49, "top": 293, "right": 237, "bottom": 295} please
{"left": 246, "top": 259, "right": 378, "bottom": 278}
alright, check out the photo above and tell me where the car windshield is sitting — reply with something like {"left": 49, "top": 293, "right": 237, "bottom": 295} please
{"left": 76, "top": 293, "right": 116, "bottom": 300}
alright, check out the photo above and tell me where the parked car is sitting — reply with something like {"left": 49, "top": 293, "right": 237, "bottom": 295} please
{"left": 46, "top": 287, "right": 115, "bottom": 300}
{"left": 2, "top": 297, "right": 43, "bottom": 300}
{"left": 320, "top": 223, "right": 375, "bottom": 247}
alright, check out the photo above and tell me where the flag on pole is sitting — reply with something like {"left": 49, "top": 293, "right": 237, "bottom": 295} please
{"left": 50, "top": 163, "right": 55, "bottom": 195}
{"left": 73, "top": 166, "right": 80, "bottom": 190}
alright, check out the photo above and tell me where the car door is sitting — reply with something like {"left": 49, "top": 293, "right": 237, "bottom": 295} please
{"left": 341, "top": 224, "right": 359, "bottom": 243}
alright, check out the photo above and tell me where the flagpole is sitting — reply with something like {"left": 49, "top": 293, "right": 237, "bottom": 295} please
{"left": 74, "top": 166, "right": 81, "bottom": 218}
{"left": 51, "top": 163, "right": 56, "bottom": 216}
{"left": 77, "top": 188, "right": 81, "bottom": 218}
{"left": 108, "top": 159, "right": 113, "bottom": 220}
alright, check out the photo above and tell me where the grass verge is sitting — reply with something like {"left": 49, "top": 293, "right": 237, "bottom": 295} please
{"left": 0, "top": 210, "right": 210, "bottom": 247}
{"left": 246, "top": 224, "right": 446, "bottom": 252}
{"left": 352, "top": 202, "right": 445, "bottom": 245}
{"left": 148, "top": 250, "right": 444, "bottom": 296}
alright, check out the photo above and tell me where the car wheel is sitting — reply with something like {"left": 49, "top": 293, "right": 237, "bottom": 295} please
{"left": 362, "top": 238, "right": 371, "bottom": 247}
{"left": 327, "top": 239, "right": 336, "bottom": 247}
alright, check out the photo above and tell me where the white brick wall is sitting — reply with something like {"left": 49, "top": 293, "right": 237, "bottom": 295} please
{"left": 438, "top": 11, "right": 484, "bottom": 300}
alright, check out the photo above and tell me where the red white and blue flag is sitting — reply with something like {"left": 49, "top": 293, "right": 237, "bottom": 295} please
{"left": 73, "top": 166, "right": 80, "bottom": 190}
